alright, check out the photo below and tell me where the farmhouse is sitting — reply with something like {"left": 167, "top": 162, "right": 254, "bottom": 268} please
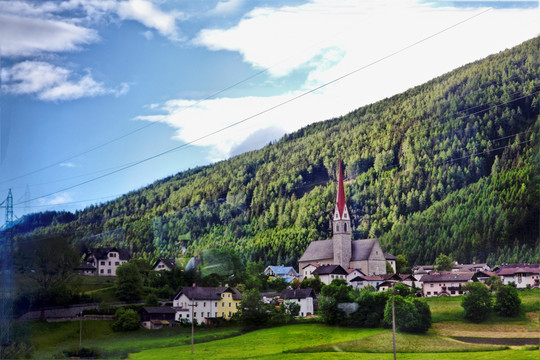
{"left": 280, "top": 288, "right": 316, "bottom": 317}
{"left": 264, "top": 265, "right": 300, "bottom": 282}
{"left": 298, "top": 158, "right": 387, "bottom": 275}
{"left": 496, "top": 264, "right": 539, "bottom": 288}
{"left": 311, "top": 264, "right": 348, "bottom": 285}
{"left": 173, "top": 285, "right": 242, "bottom": 324}
{"left": 348, "top": 275, "right": 384, "bottom": 290}
{"left": 139, "top": 307, "right": 176, "bottom": 329}
{"left": 421, "top": 272, "right": 476, "bottom": 297}
{"left": 78, "top": 247, "right": 130, "bottom": 276}
{"left": 152, "top": 258, "right": 176, "bottom": 271}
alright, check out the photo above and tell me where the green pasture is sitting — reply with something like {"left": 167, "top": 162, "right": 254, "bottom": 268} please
{"left": 130, "top": 324, "right": 538, "bottom": 360}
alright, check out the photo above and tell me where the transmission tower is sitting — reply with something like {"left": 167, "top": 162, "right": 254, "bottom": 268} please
{"left": 0, "top": 190, "right": 14, "bottom": 350}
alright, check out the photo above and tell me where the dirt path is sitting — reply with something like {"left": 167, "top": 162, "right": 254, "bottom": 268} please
{"left": 453, "top": 337, "right": 539, "bottom": 346}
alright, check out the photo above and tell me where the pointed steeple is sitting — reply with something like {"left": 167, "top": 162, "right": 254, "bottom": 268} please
{"left": 333, "top": 156, "right": 351, "bottom": 269}
{"left": 335, "top": 155, "right": 347, "bottom": 218}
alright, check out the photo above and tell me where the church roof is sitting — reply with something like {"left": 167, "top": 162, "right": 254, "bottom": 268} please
{"left": 298, "top": 240, "right": 333, "bottom": 262}
{"left": 336, "top": 156, "right": 347, "bottom": 218}
{"left": 299, "top": 238, "right": 380, "bottom": 263}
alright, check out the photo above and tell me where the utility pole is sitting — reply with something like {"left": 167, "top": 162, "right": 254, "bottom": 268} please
{"left": 391, "top": 281, "right": 397, "bottom": 360}
{"left": 189, "top": 284, "right": 198, "bottom": 354}
{"left": 79, "top": 310, "right": 83, "bottom": 349}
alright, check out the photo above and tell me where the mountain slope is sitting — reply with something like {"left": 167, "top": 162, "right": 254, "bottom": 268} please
{"left": 6, "top": 37, "right": 540, "bottom": 266}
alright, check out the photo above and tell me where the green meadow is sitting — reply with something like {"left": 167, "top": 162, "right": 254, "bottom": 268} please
{"left": 14, "top": 290, "right": 539, "bottom": 359}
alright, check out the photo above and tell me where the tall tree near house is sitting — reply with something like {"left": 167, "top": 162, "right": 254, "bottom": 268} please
{"left": 14, "top": 236, "right": 78, "bottom": 320}
{"left": 115, "top": 262, "right": 143, "bottom": 302}
{"left": 435, "top": 254, "right": 454, "bottom": 271}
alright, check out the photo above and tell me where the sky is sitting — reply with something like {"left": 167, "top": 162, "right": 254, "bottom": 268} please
{"left": 0, "top": 0, "right": 538, "bottom": 222}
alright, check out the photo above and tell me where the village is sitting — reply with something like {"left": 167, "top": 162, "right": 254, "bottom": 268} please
{"left": 66, "top": 160, "right": 539, "bottom": 329}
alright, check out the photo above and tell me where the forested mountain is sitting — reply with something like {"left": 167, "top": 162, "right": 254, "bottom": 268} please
{"left": 5, "top": 37, "right": 539, "bottom": 267}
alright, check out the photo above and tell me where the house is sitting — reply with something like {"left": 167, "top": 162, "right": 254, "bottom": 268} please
{"left": 385, "top": 253, "right": 397, "bottom": 273}
{"left": 412, "top": 267, "right": 431, "bottom": 281}
{"left": 346, "top": 268, "right": 366, "bottom": 283}
{"left": 452, "top": 263, "right": 491, "bottom": 272}
{"left": 301, "top": 263, "right": 322, "bottom": 278}
{"left": 349, "top": 275, "right": 384, "bottom": 290}
{"left": 421, "top": 272, "right": 477, "bottom": 297}
{"left": 496, "top": 265, "right": 540, "bottom": 288}
{"left": 79, "top": 247, "right": 130, "bottom": 276}
{"left": 398, "top": 274, "right": 418, "bottom": 288}
{"left": 153, "top": 258, "right": 176, "bottom": 271}
{"left": 311, "top": 264, "right": 348, "bottom": 285}
{"left": 172, "top": 285, "right": 242, "bottom": 324}
{"left": 264, "top": 265, "right": 300, "bottom": 282}
{"left": 260, "top": 291, "right": 279, "bottom": 304}
{"left": 280, "top": 288, "right": 316, "bottom": 317}
{"left": 139, "top": 307, "right": 176, "bottom": 329}
{"left": 378, "top": 281, "right": 414, "bottom": 292}
{"left": 298, "top": 158, "right": 387, "bottom": 275}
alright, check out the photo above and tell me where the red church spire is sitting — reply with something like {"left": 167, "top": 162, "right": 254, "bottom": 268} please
{"left": 336, "top": 156, "right": 347, "bottom": 218}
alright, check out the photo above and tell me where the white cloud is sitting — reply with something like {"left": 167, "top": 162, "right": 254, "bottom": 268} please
{"left": 59, "top": 162, "right": 76, "bottom": 168}
{"left": 39, "top": 192, "right": 73, "bottom": 205}
{"left": 210, "top": 0, "right": 245, "bottom": 16}
{"left": 0, "top": 13, "right": 99, "bottom": 57}
{"left": 145, "top": 0, "right": 539, "bottom": 161}
{"left": 117, "top": 0, "right": 183, "bottom": 41}
{"left": 1, "top": 61, "right": 129, "bottom": 101}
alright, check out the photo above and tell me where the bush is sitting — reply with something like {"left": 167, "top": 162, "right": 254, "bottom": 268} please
{"left": 350, "top": 289, "right": 388, "bottom": 328}
{"left": 318, "top": 295, "right": 345, "bottom": 325}
{"left": 494, "top": 285, "right": 521, "bottom": 317}
{"left": 383, "top": 295, "right": 431, "bottom": 333}
{"left": 461, "top": 282, "right": 492, "bottom": 323}
{"left": 112, "top": 309, "right": 140, "bottom": 332}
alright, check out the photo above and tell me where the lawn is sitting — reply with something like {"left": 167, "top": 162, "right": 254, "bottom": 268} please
{"left": 129, "top": 324, "right": 538, "bottom": 360}
{"left": 15, "top": 320, "right": 241, "bottom": 359}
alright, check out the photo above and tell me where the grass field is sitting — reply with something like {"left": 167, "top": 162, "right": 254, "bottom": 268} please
{"left": 129, "top": 324, "right": 538, "bottom": 360}
{"left": 15, "top": 289, "right": 539, "bottom": 359}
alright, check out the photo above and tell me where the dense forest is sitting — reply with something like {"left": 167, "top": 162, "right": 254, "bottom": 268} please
{"left": 3, "top": 37, "right": 539, "bottom": 267}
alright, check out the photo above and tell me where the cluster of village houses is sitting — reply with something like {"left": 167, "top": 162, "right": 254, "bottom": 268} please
{"left": 77, "top": 160, "right": 539, "bottom": 329}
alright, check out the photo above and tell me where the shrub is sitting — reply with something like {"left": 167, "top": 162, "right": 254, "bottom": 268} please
{"left": 318, "top": 295, "right": 345, "bottom": 325}
{"left": 383, "top": 295, "right": 431, "bottom": 333}
{"left": 350, "top": 289, "right": 388, "bottom": 328}
{"left": 112, "top": 309, "right": 140, "bottom": 332}
{"left": 461, "top": 282, "right": 492, "bottom": 323}
{"left": 494, "top": 285, "right": 521, "bottom": 317}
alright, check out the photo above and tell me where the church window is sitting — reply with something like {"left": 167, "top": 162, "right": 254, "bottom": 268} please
{"left": 344, "top": 223, "right": 347, "bottom": 232}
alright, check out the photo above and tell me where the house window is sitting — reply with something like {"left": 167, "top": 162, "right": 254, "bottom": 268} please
{"left": 434, "top": 291, "right": 438, "bottom": 295}
{"left": 430, "top": 284, "right": 434, "bottom": 288}
{"left": 100, "top": 261, "right": 105, "bottom": 265}
{"left": 215, "top": 312, "right": 217, "bottom": 317}
{"left": 115, "top": 262, "right": 119, "bottom": 266}
{"left": 229, "top": 302, "right": 231, "bottom": 307}
{"left": 215, "top": 302, "right": 218, "bottom": 307}
{"left": 100, "top": 269, "right": 104, "bottom": 274}
{"left": 427, "top": 292, "right": 431, "bottom": 295}
{"left": 222, "top": 312, "right": 224, "bottom": 316}
{"left": 203, "top": 302, "right": 206, "bottom": 307}
{"left": 109, "top": 261, "right": 111, "bottom": 266}
{"left": 179, "top": 314, "right": 182, "bottom": 318}
{"left": 344, "top": 223, "right": 347, "bottom": 231}
{"left": 107, "top": 269, "right": 111, "bottom": 274}
{"left": 207, "top": 312, "right": 210, "bottom": 317}
{"left": 187, "top": 314, "right": 189, "bottom": 318}
{"left": 194, "top": 312, "right": 196, "bottom": 317}
{"left": 228, "top": 293, "right": 231, "bottom": 298}
{"left": 228, "top": 312, "right": 231, "bottom": 317}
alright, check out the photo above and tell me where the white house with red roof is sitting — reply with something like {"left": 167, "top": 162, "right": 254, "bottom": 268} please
{"left": 497, "top": 264, "right": 539, "bottom": 288}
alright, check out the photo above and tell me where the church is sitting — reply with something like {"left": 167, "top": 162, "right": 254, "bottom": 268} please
{"left": 298, "top": 158, "right": 387, "bottom": 275}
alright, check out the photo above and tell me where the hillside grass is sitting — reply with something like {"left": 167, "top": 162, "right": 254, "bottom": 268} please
{"left": 130, "top": 324, "right": 538, "bottom": 360}
{"left": 15, "top": 320, "right": 241, "bottom": 359}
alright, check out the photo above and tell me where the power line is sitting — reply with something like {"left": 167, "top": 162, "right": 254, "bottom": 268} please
{"left": 0, "top": 10, "right": 371, "bottom": 186}
{"left": 14, "top": 8, "right": 494, "bottom": 207}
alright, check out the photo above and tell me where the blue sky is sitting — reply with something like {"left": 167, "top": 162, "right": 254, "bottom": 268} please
{"left": 0, "top": 0, "right": 538, "bottom": 220}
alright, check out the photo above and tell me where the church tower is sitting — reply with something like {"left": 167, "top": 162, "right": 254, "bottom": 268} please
{"left": 333, "top": 156, "right": 352, "bottom": 269}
